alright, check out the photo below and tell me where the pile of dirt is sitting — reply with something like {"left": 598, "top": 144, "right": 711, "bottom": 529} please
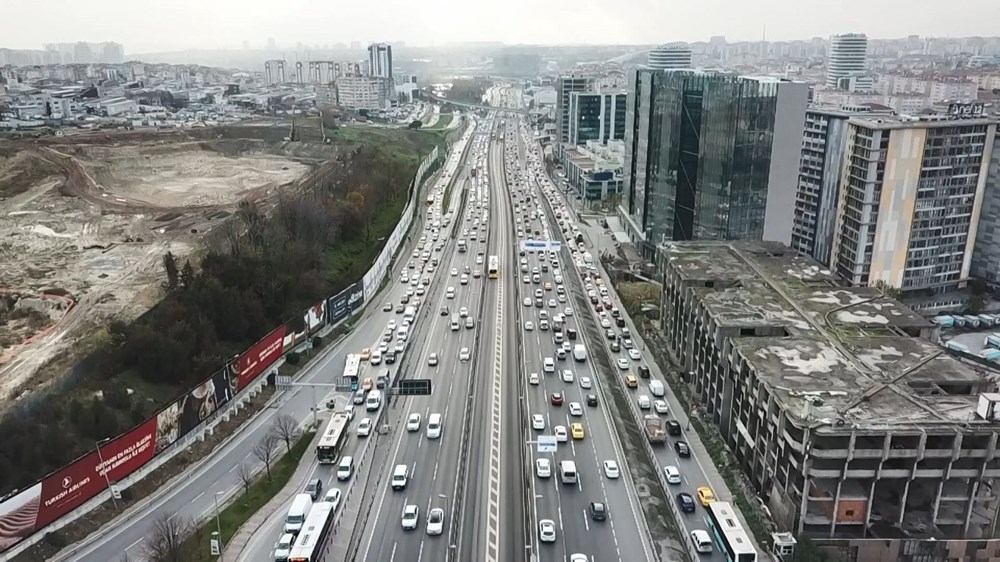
{"left": 0, "top": 149, "right": 61, "bottom": 198}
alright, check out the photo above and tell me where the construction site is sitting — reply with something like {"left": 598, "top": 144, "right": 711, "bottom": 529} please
{"left": 0, "top": 126, "right": 327, "bottom": 408}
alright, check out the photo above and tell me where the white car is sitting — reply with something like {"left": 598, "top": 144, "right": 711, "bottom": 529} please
{"left": 603, "top": 460, "right": 620, "bottom": 479}
{"left": 523, "top": 297, "right": 532, "bottom": 306}
{"left": 664, "top": 465, "right": 682, "bottom": 484}
{"left": 529, "top": 372, "right": 540, "bottom": 385}
{"left": 426, "top": 508, "right": 444, "bottom": 536}
{"left": 459, "top": 306, "right": 469, "bottom": 318}
{"left": 654, "top": 400, "right": 669, "bottom": 414}
{"left": 531, "top": 414, "right": 545, "bottom": 430}
{"left": 428, "top": 353, "right": 439, "bottom": 366}
{"left": 324, "top": 488, "right": 343, "bottom": 511}
{"left": 560, "top": 369, "right": 574, "bottom": 383}
{"left": 600, "top": 317, "right": 611, "bottom": 328}
{"left": 538, "top": 519, "right": 557, "bottom": 543}
{"left": 401, "top": 505, "right": 420, "bottom": 530}
{"left": 568, "top": 402, "right": 583, "bottom": 416}
{"left": 460, "top": 274, "right": 469, "bottom": 285}
{"left": 543, "top": 358, "right": 555, "bottom": 373}
{"left": 564, "top": 307, "right": 573, "bottom": 316}
{"left": 539, "top": 319, "right": 550, "bottom": 330}
{"left": 616, "top": 358, "right": 630, "bottom": 370}
{"left": 579, "top": 377, "right": 592, "bottom": 389}
{"left": 554, "top": 425, "right": 568, "bottom": 442}
{"left": 536, "top": 458, "right": 551, "bottom": 478}
{"left": 357, "top": 418, "right": 372, "bottom": 437}
{"left": 406, "top": 413, "right": 422, "bottom": 431}
{"left": 524, "top": 320, "right": 534, "bottom": 331}
{"left": 451, "top": 268, "right": 458, "bottom": 276}
{"left": 459, "top": 347, "right": 471, "bottom": 361}
{"left": 628, "top": 348, "right": 642, "bottom": 361}
{"left": 387, "top": 319, "right": 397, "bottom": 331}
{"left": 548, "top": 299, "right": 557, "bottom": 308}
{"left": 570, "top": 554, "right": 588, "bottom": 562}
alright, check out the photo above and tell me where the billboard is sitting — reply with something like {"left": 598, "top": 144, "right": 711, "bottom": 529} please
{"left": 282, "top": 300, "right": 325, "bottom": 350}
{"left": 235, "top": 326, "right": 286, "bottom": 392}
{"left": 0, "top": 483, "right": 42, "bottom": 552}
{"left": 177, "top": 369, "right": 234, "bottom": 437}
{"left": 328, "top": 288, "right": 350, "bottom": 325}
{"left": 347, "top": 281, "right": 365, "bottom": 314}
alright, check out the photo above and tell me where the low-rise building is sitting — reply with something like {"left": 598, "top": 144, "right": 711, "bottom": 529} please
{"left": 559, "top": 140, "right": 624, "bottom": 201}
{"left": 335, "top": 75, "right": 392, "bottom": 110}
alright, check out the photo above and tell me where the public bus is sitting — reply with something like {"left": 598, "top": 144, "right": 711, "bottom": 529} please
{"left": 288, "top": 501, "right": 336, "bottom": 562}
{"left": 705, "top": 501, "right": 757, "bottom": 562}
{"left": 316, "top": 412, "right": 351, "bottom": 464}
{"left": 488, "top": 255, "right": 499, "bottom": 279}
{"left": 343, "top": 353, "right": 361, "bottom": 391}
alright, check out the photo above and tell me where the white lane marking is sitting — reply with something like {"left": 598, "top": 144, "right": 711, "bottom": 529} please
{"left": 124, "top": 537, "right": 143, "bottom": 552}
{"left": 484, "top": 203, "right": 504, "bottom": 562}
{"left": 389, "top": 541, "right": 398, "bottom": 562}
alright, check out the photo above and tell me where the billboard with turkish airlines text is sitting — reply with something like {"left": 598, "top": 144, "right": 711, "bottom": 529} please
{"left": 235, "top": 326, "right": 286, "bottom": 391}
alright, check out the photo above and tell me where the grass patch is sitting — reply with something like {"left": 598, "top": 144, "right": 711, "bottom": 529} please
{"left": 426, "top": 113, "right": 453, "bottom": 130}
{"left": 182, "top": 430, "right": 314, "bottom": 561}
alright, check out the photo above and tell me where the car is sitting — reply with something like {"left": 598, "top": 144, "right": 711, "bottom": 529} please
{"left": 603, "top": 460, "right": 620, "bottom": 479}
{"left": 554, "top": 425, "right": 568, "bottom": 442}
{"left": 667, "top": 420, "right": 682, "bottom": 436}
{"left": 590, "top": 501, "right": 607, "bottom": 521}
{"left": 524, "top": 320, "right": 534, "bottom": 331}
{"left": 616, "top": 358, "right": 630, "bottom": 370}
{"left": 401, "top": 504, "right": 420, "bottom": 530}
{"left": 305, "top": 478, "right": 323, "bottom": 500}
{"left": 628, "top": 348, "right": 642, "bottom": 361}
{"left": 610, "top": 340, "right": 621, "bottom": 352}
{"left": 459, "top": 306, "right": 469, "bottom": 318}
{"left": 556, "top": 348, "right": 568, "bottom": 360}
{"left": 548, "top": 299, "right": 557, "bottom": 308}
{"left": 550, "top": 392, "right": 563, "bottom": 406}
{"left": 638, "top": 365, "right": 651, "bottom": 379}
{"left": 460, "top": 274, "right": 469, "bottom": 285}
{"left": 564, "top": 307, "right": 573, "bottom": 316}
{"left": 428, "top": 353, "right": 438, "bottom": 366}
{"left": 523, "top": 297, "right": 532, "bottom": 306}
{"left": 446, "top": 287, "right": 456, "bottom": 299}
{"left": 360, "top": 348, "right": 372, "bottom": 361}
{"left": 571, "top": 423, "right": 585, "bottom": 439}
{"left": 653, "top": 399, "right": 669, "bottom": 414}
{"left": 528, "top": 372, "right": 540, "bottom": 385}
{"left": 625, "top": 374, "right": 638, "bottom": 388}
{"left": 568, "top": 402, "right": 583, "bottom": 416}
{"left": 677, "top": 492, "right": 696, "bottom": 513}
{"left": 440, "top": 305, "right": 450, "bottom": 316}
{"left": 536, "top": 458, "right": 552, "bottom": 477}
{"left": 451, "top": 268, "right": 458, "bottom": 276}
{"left": 538, "top": 519, "right": 557, "bottom": 542}
{"left": 273, "top": 533, "right": 294, "bottom": 561}
{"left": 395, "top": 304, "right": 405, "bottom": 314}
{"left": 531, "top": 414, "right": 545, "bottom": 430}
{"left": 543, "top": 358, "right": 555, "bottom": 372}
{"left": 426, "top": 508, "right": 445, "bottom": 536}
{"left": 383, "top": 302, "right": 393, "bottom": 312}
{"left": 523, "top": 275, "right": 530, "bottom": 284}
{"left": 459, "top": 347, "right": 471, "bottom": 361}
{"left": 323, "top": 488, "right": 342, "bottom": 511}
{"left": 697, "top": 486, "right": 716, "bottom": 506}
{"left": 570, "top": 555, "right": 588, "bottom": 562}
{"left": 357, "top": 418, "right": 372, "bottom": 437}
{"left": 579, "top": 376, "right": 592, "bottom": 389}
{"left": 664, "top": 465, "right": 682, "bottom": 484}
{"left": 406, "top": 413, "right": 422, "bottom": 431}
{"left": 675, "top": 441, "right": 691, "bottom": 457}
{"left": 586, "top": 394, "right": 598, "bottom": 407}
{"left": 622, "top": 338, "right": 634, "bottom": 349}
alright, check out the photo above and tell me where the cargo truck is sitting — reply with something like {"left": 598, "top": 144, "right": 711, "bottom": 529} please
{"left": 643, "top": 415, "right": 667, "bottom": 445}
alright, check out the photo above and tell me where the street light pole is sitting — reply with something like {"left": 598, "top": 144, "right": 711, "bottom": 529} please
{"left": 94, "top": 438, "right": 119, "bottom": 511}
{"left": 214, "top": 491, "right": 225, "bottom": 550}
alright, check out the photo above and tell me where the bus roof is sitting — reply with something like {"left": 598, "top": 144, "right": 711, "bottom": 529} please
{"left": 707, "top": 501, "right": 756, "bottom": 554}
{"left": 288, "top": 501, "right": 335, "bottom": 559}
{"left": 317, "top": 413, "right": 351, "bottom": 449}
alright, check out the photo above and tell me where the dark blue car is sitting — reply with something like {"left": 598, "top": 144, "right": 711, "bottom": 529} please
{"left": 677, "top": 492, "right": 696, "bottom": 513}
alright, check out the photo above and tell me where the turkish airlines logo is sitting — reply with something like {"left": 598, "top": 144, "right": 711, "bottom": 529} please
{"left": 61, "top": 477, "right": 72, "bottom": 489}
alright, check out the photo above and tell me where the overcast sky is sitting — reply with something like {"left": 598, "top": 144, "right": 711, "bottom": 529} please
{"left": 3, "top": 0, "right": 999, "bottom": 53}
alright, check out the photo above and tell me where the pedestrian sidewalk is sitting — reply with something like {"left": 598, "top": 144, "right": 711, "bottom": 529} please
{"left": 221, "top": 428, "right": 322, "bottom": 562}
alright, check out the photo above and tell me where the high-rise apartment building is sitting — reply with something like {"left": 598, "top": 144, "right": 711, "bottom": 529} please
{"left": 367, "top": 42, "right": 393, "bottom": 79}
{"left": 621, "top": 69, "right": 808, "bottom": 255}
{"left": 791, "top": 105, "right": 893, "bottom": 266}
{"left": 826, "top": 33, "right": 869, "bottom": 89}
{"left": 830, "top": 114, "right": 999, "bottom": 296}
{"left": 336, "top": 75, "right": 393, "bottom": 110}
{"left": 965, "top": 132, "right": 1000, "bottom": 286}
{"left": 566, "top": 91, "right": 626, "bottom": 146}
{"left": 647, "top": 46, "right": 693, "bottom": 70}
{"left": 556, "top": 75, "right": 593, "bottom": 145}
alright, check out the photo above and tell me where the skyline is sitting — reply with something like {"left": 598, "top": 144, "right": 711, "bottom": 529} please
{"left": 1, "top": 0, "right": 999, "bottom": 54}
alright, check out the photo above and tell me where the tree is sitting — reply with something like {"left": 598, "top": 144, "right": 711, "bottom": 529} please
{"left": 873, "top": 279, "right": 901, "bottom": 300}
{"left": 272, "top": 414, "right": 299, "bottom": 454}
{"left": 237, "top": 462, "right": 254, "bottom": 495}
{"left": 408, "top": 119, "right": 423, "bottom": 130}
{"left": 162, "top": 252, "right": 179, "bottom": 289}
{"left": 180, "top": 260, "right": 195, "bottom": 289}
{"left": 253, "top": 432, "right": 279, "bottom": 480}
{"left": 141, "top": 511, "right": 192, "bottom": 562}
{"left": 968, "top": 293, "right": 986, "bottom": 315}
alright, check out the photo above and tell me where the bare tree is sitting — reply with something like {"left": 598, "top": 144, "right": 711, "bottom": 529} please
{"left": 237, "top": 462, "right": 254, "bottom": 495}
{"left": 141, "top": 511, "right": 192, "bottom": 562}
{"left": 253, "top": 431, "right": 280, "bottom": 481}
{"left": 272, "top": 414, "right": 299, "bottom": 454}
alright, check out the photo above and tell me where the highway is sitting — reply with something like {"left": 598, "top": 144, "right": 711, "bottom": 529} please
{"left": 61, "top": 122, "right": 477, "bottom": 562}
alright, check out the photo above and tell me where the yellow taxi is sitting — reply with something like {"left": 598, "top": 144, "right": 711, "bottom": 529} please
{"left": 625, "top": 374, "right": 638, "bottom": 388}
{"left": 696, "top": 486, "right": 716, "bottom": 507}
{"left": 571, "top": 423, "right": 585, "bottom": 439}
{"left": 361, "top": 377, "right": 374, "bottom": 391}
{"left": 360, "top": 347, "right": 372, "bottom": 361}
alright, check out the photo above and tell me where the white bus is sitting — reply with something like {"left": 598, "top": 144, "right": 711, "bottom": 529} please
{"left": 343, "top": 353, "right": 361, "bottom": 391}
{"left": 316, "top": 412, "right": 351, "bottom": 464}
{"left": 705, "top": 501, "right": 757, "bottom": 562}
{"left": 488, "top": 255, "right": 499, "bottom": 279}
{"left": 288, "top": 501, "right": 336, "bottom": 562}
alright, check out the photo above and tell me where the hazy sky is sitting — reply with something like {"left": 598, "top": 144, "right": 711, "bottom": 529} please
{"left": 4, "top": 0, "right": 999, "bottom": 53}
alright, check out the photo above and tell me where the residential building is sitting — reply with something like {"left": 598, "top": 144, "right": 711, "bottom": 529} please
{"left": 555, "top": 75, "right": 592, "bottom": 144}
{"left": 622, "top": 69, "right": 808, "bottom": 256}
{"left": 970, "top": 133, "right": 1000, "bottom": 285}
{"left": 367, "top": 42, "right": 393, "bottom": 79}
{"left": 826, "top": 34, "right": 869, "bottom": 89}
{"left": 829, "top": 113, "right": 999, "bottom": 297}
{"left": 566, "top": 91, "right": 626, "bottom": 146}
{"left": 876, "top": 74, "right": 978, "bottom": 104}
{"left": 648, "top": 46, "right": 693, "bottom": 70}
{"left": 336, "top": 75, "right": 392, "bottom": 110}
{"left": 656, "top": 240, "right": 1000, "bottom": 550}
{"left": 791, "top": 104, "right": 893, "bottom": 266}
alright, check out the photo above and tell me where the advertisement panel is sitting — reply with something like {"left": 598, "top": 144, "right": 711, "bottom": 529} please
{"left": 328, "top": 289, "right": 350, "bottom": 325}
{"left": 347, "top": 281, "right": 365, "bottom": 314}
{"left": 305, "top": 300, "right": 326, "bottom": 335}
{"left": 177, "top": 369, "right": 234, "bottom": 438}
{"left": 235, "top": 326, "right": 286, "bottom": 392}
{"left": 0, "top": 483, "right": 42, "bottom": 553}
{"left": 36, "top": 416, "right": 158, "bottom": 528}
{"left": 282, "top": 300, "right": 326, "bottom": 349}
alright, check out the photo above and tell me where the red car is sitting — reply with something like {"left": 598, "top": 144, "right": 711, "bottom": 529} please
{"left": 595, "top": 304, "right": 603, "bottom": 312}
{"left": 550, "top": 393, "right": 563, "bottom": 406}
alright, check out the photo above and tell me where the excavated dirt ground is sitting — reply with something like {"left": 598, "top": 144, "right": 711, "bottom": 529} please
{"left": 0, "top": 130, "right": 316, "bottom": 405}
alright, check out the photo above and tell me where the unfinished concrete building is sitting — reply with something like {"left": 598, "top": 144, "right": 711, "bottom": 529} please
{"left": 656, "top": 241, "right": 1000, "bottom": 545}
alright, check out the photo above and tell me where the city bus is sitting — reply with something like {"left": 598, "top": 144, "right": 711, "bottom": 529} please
{"left": 705, "top": 501, "right": 757, "bottom": 562}
{"left": 288, "top": 501, "right": 336, "bottom": 562}
{"left": 316, "top": 412, "right": 351, "bottom": 464}
{"left": 488, "top": 255, "right": 499, "bottom": 279}
{"left": 343, "top": 353, "right": 361, "bottom": 391}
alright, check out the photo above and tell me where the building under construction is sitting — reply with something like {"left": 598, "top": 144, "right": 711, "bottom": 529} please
{"left": 656, "top": 241, "right": 1000, "bottom": 550}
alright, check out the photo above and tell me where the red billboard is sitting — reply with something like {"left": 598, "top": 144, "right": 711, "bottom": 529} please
{"left": 35, "top": 417, "right": 157, "bottom": 529}
{"left": 235, "top": 325, "right": 286, "bottom": 391}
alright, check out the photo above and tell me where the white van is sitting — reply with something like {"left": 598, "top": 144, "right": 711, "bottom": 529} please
{"left": 396, "top": 326, "right": 409, "bottom": 341}
{"left": 690, "top": 529, "right": 713, "bottom": 553}
{"left": 572, "top": 344, "right": 587, "bottom": 362}
{"left": 283, "top": 494, "right": 314, "bottom": 534}
{"left": 559, "top": 460, "right": 578, "bottom": 485}
{"left": 391, "top": 464, "right": 409, "bottom": 490}
{"left": 543, "top": 358, "right": 555, "bottom": 373}
{"left": 366, "top": 390, "right": 382, "bottom": 411}
{"left": 649, "top": 380, "right": 665, "bottom": 397}
{"left": 337, "top": 456, "right": 354, "bottom": 481}
{"left": 427, "top": 413, "right": 443, "bottom": 439}
{"left": 451, "top": 314, "right": 460, "bottom": 331}
{"left": 403, "top": 306, "right": 416, "bottom": 322}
